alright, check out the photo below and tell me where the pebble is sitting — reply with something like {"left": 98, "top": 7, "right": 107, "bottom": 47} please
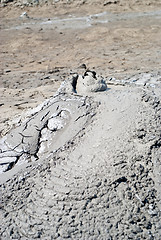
{"left": 4, "top": 69, "right": 11, "bottom": 73}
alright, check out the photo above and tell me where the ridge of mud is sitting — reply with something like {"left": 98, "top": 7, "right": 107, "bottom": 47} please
{"left": 0, "top": 92, "right": 98, "bottom": 183}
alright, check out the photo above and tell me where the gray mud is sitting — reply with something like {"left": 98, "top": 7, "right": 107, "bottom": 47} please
{"left": 0, "top": 93, "right": 98, "bottom": 182}
{"left": 0, "top": 74, "right": 161, "bottom": 239}
{"left": 0, "top": 1, "right": 161, "bottom": 238}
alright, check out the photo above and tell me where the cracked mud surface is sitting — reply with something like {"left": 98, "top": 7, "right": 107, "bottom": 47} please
{"left": 0, "top": 0, "right": 161, "bottom": 239}
{"left": 0, "top": 93, "right": 98, "bottom": 178}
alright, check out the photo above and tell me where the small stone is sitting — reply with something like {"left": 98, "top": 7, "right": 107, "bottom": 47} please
{"left": 20, "top": 12, "right": 29, "bottom": 19}
{"left": 4, "top": 69, "right": 11, "bottom": 73}
{"left": 44, "top": 76, "right": 50, "bottom": 80}
{"left": 104, "top": 0, "right": 118, "bottom": 6}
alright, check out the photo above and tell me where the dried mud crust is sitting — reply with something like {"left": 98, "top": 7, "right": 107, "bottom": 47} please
{"left": 0, "top": 85, "right": 161, "bottom": 239}
{"left": 0, "top": 93, "right": 98, "bottom": 179}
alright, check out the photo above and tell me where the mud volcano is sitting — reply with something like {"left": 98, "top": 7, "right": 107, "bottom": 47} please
{"left": 0, "top": 71, "right": 161, "bottom": 239}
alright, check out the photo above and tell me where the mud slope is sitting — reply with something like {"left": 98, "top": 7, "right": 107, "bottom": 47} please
{"left": 0, "top": 79, "right": 161, "bottom": 239}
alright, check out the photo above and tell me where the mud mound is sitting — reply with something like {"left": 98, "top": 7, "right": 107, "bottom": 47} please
{"left": 0, "top": 74, "right": 161, "bottom": 239}
{"left": 59, "top": 70, "right": 107, "bottom": 94}
{"left": 0, "top": 71, "right": 107, "bottom": 178}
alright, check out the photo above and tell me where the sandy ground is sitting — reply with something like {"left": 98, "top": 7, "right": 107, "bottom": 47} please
{"left": 0, "top": 0, "right": 161, "bottom": 239}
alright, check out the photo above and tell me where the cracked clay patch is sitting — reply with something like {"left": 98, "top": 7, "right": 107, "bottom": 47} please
{"left": 0, "top": 93, "right": 96, "bottom": 176}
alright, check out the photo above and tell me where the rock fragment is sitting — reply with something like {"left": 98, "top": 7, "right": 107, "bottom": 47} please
{"left": 20, "top": 12, "right": 29, "bottom": 19}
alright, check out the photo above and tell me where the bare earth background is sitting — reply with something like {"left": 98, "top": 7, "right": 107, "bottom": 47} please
{"left": 0, "top": 0, "right": 161, "bottom": 135}
{"left": 0, "top": 0, "right": 161, "bottom": 239}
